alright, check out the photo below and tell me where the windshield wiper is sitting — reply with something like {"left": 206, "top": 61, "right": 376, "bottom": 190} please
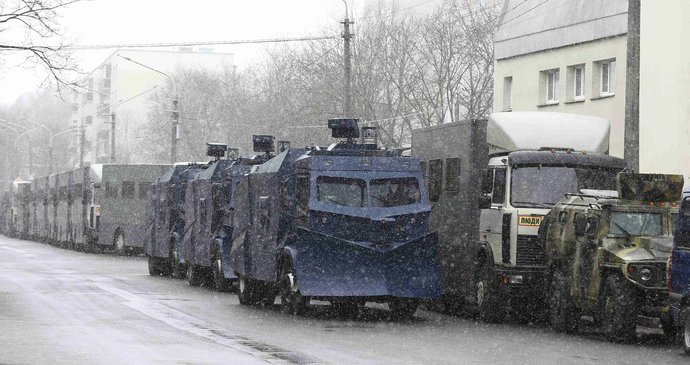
{"left": 325, "top": 196, "right": 347, "bottom": 206}
{"left": 511, "top": 201, "right": 551, "bottom": 208}
{"left": 611, "top": 221, "right": 632, "bottom": 240}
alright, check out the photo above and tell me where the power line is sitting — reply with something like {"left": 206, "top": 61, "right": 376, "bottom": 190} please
{"left": 64, "top": 36, "right": 340, "bottom": 51}
{"left": 501, "top": 0, "right": 555, "bottom": 25}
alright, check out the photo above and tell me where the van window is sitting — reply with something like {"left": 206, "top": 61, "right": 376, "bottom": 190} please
{"left": 122, "top": 181, "right": 135, "bottom": 198}
{"left": 105, "top": 182, "right": 118, "bottom": 198}
{"left": 138, "top": 182, "right": 150, "bottom": 199}
{"left": 445, "top": 158, "right": 460, "bottom": 192}
{"left": 428, "top": 159, "right": 443, "bottom": 202}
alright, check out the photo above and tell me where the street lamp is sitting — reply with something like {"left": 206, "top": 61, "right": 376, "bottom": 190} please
{"left": 0, "top": 120, "right": 36, "bottom": 179}
{"left": 117, "top": 54, "right": 180, "bottom": 163}
{"left": 20, "top": 117, "right": 78, "bottom": 175}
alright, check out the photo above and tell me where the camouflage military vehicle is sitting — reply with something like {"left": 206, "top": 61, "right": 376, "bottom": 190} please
{"left": 540, "top": 173, "right": 684, "bottom": 341}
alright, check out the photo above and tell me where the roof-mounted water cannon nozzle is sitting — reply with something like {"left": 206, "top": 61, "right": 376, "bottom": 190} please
{"left": 361, "top": 126, "right": 377, "bottom": 146}
{"left": 328, "top": 118, "right": 360, "bottom": 143}
{"left": 227, "top": 147, "right": 239, "bottom": 159}
{"left": 206, "top": 143, "right": 228, "bottom": 161}
{"left": 253, "top": 135, "right": 275, "bottom": 154}
{"left": 278, "top": 140, "right": 291, "bottom": 152}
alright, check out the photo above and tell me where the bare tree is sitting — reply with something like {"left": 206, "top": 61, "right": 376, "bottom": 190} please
{"left": 0, "top": 0, "right": 80, "bottom": 87}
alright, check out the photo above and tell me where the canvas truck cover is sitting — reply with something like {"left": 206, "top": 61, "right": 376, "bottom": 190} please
{"left": 487, "top": 112, "right": 611, "bottom": 155}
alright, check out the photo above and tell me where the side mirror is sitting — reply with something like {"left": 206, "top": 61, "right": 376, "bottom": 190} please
{"left": 479, "top": 194, "right": 492, "bottom": 209}
{"left": 585, "top": 217, "right": 598, "bottom": 239}
{"left": 574, "top": 215, "right": 587, "bottom": 236}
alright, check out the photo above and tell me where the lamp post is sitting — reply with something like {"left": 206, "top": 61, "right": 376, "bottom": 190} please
{"left": 117, "top": 54, "right": 179, "bottom": 163}
{"left": 341, "top": 0, "right": 353, "bottom": 117}
{"left": 0, "top": 120, "right": 36, "bottom": 178}
{"left": 21, "top": 117, "right": 77, "bottom": 175}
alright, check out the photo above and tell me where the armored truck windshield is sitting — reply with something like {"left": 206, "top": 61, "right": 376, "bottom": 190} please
{"left": 511, "top": 166, "right": 618, "bottom": 207}
{"left": 316, "top": 175, "right": 422, "bottom": 208}
{"left": 609, "top": 211, "right": 664, "bottom": 237}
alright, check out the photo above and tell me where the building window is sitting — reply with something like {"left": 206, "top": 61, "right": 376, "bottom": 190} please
{"left": 541, "top": 68, "right": 560, "bottom": 104}
{"left": 503, "top": 76, "right": 513, "bottom": 111}
{"left": 566, "top": 64, "right": 585, "bottom": 102}
{"left": 85, "top": 116, "right": 93, "bottom": 126}
{"left": 600, "top": 60, "right": 616, "bottom": 95}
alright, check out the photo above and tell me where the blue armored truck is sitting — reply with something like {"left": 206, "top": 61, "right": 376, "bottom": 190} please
{"left": 183, "top": 142, "right": 271, "bottom": 291}
{"left": 146, "top": 162, "right": 208, "bottom": 278}
{"left": 231, "top": 119, "right": 442, "bottom": 318}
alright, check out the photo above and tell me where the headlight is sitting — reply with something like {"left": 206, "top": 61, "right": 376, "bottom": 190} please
{"left": 639, "top": 268, "right": 653, "bottom": 281}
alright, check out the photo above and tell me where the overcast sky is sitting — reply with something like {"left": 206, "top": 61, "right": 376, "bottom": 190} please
{"left": 0, "top": 0, "right": 438, "bottom": 106}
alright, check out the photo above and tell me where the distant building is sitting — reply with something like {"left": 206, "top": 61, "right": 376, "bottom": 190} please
{"left": 68, "top": 48, "right": 234, "bottom": 166}
{"left": 493, "top": 0, "right": 690, "bottom": 178}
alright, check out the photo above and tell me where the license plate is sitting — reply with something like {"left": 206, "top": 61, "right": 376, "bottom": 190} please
{"left": 518, "top": 215, "right": 542, "bottom": 227}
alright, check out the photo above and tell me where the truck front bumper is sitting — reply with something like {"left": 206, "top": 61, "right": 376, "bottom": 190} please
{"left": 493, "top": 266, "right": 547, "bottom": 300}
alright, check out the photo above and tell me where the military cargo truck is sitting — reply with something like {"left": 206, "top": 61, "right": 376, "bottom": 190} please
{"left": 412, "top": 112, "right": 626, "bottom": 321}
{"left": 542, "top": 173, "right": 683, "bottom": 341}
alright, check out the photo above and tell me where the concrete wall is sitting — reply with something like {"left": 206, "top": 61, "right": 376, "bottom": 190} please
{"left": 493, "top": 36, "right": 628, "bottom": 157}
{"left": 639, "top": 0, "right": 690, "bottom": 179}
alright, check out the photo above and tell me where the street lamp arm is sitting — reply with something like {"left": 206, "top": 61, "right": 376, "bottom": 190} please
{"left": 21, "top": 117, "right": 52, "bottom": 137}
{"left": 14, "top": 128, "right": 37, "bottom": 147}
{"left": 3, "top": 120, "right": 30, "bottom": 132}
{"left": 0, "top": 122, "right": 20, "bottom": 135}
{"left": 49, "top": 128, "right": 79, "bottom": 145}
{"left": 117, "top": 54, "right": 177, "bottom": 95}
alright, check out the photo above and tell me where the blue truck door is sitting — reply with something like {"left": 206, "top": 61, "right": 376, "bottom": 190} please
{"left": 672, "top": 196, "right": 690, "bottom": 295}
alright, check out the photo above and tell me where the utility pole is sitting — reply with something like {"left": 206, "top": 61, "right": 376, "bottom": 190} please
{"left": 624, "top": 0, "right": 640, "bottom": 171}
{"left": 110, "top": 113, "right": 116, "bottom": 163}
{"left": 171, "top": 98, "right": 179, "bottom": 163}
{"left": 79, "top": 118, "right": 85, "bottom": 168}
{"left": 341, "top": 0, "right": 353, "bottom": 116}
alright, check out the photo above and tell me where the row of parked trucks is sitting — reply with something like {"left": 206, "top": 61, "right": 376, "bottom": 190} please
{"left": 3, "top": 112, "right": 690, "bottom": 349}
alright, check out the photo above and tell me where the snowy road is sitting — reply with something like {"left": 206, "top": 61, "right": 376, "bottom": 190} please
{"left": 0, "top": 235, "right": 685, "bottom": 364}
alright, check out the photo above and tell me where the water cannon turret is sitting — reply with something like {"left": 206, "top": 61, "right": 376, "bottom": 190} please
{"left": 206, "top": 143, "right": 228, "bottom": 161}
{"left": 253, "top": 135, "right": 275, "bottom": 154}
{"left": 277, "top": 140, "right": 291, "bottom": 152}
{"left": 328, "top": 118, "right": 360, "bottom": 142}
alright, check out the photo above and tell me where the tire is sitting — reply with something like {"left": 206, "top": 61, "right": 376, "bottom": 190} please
{"left": 661, "top": 315, "right": 677, "bottom": 339}
{"left": 442, "top": 294, "right": 464, "bottom": 315}
{"left": 148, "top": 256, "right": 162, "bottom": 276}
{"left": 279, "top": 260, "right": 308, "bottom": 315}
{"left": 187, "top": 264, "right": 204, "bottom": 287}
{"left": 238, "top": 275, "right": 258, "bottom": 305}
{"left": 549, "top": 269, "right": 579, "bottom": 334}
{"left": 682, "top": 309, "right": 690, "bottom": 355}
{"left": 212, "top": 253, "right": 232, "bottom": 292}
{"left": 114, "top": 231, "right": 125, "bottom": 255}
{"left": 389, "top": 298, "right": 419, "bottom": 320}
{"left": 475, "top": 263, "right": 506, "bottom": 323}
{"left": 170, "top": 240, "right": 187, "bottom": 279}
{"left": 602, "top": 275, "right": 638, "bottom": 342}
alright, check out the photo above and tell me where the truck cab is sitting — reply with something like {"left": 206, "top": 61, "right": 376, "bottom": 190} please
{"left": 412, "top": 112, "right": 626, "bottom": 322}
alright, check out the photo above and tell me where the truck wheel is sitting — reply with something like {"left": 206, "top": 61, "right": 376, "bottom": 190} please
{"left": 148, "top": 256, "right": 162, "bottom": 276}
{"left": 170, "top": 243, "right": 187, "bottom": 279}
{"left": 279, "top": 261, "right": 308, "bottom": 315}
{"left": 682, "top": 309, "right": 690, "bottom": 355}
{"left": 389, "top": 298, "right": 419, "bottom": 320}
{"left": 602, "top": 275, "right": 638, "bottom": 342}
{"left": 187, "top": 264, "right": 204, "bottom": 287}
{"left": 114, "top": 231, "right": 125, "bottom": 255}
{"left": 549, "top": 269, "right": 579, "bottom": 333}
{"left": 212, "top": 253, "right": 233, "bottom": 292}
{"left": 476, "top": 264, "right": 506, "bottom": 323}
{"left": 238, "top": 275, "right": 258, "bottom": 305}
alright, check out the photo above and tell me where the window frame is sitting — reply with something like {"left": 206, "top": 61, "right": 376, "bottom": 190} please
{"left": 428, "top": 159, "right": 443, "bottom": 202}
{"left": 599, "top": 59, "right": 616, "bottom": 96}
{"left": 544, "top": 68, "right": 560, "bottom": 103}
{"left": 573, "top": 65, "right": 585, "bottom": 100}
{"left": 444, "top": 157, "right": 461, "bottom": 192}
{"left": 121, "top": 181, "right": 136, "bottom": 199}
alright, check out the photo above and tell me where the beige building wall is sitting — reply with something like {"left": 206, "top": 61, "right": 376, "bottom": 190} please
{"left": 493, "top": 36, "right": 628, "bottom": 157}
{"left": 639, "top": 0, "right": 690, "bottom": 179}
